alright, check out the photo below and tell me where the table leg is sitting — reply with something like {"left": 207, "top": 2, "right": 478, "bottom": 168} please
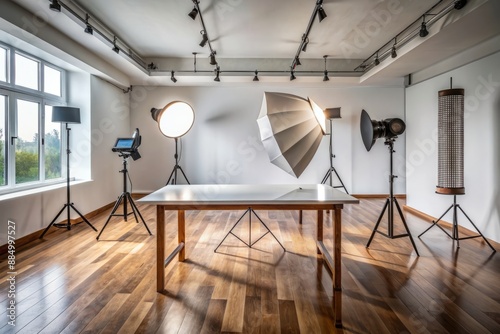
{"left": 178, "top": 210, "right": 186, "bottom": 261}
{"left": 333, "top": 205, "right": 342, "bottom": 328}
{"left": 317, "top": 210, "right": 323, "bottom": 254}
{"left": 157, "top": 205, "right": 165, "bottom": 292}
{"left": 299, "top": 210, "right": 303, "bottom": 224}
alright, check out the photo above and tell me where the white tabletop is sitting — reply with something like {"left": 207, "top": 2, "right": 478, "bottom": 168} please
{"left": 138, "top": 184, "right": 359, "bottom": 206}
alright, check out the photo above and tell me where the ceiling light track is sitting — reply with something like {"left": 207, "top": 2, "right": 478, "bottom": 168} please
{"left": 189, "top": 0, "right": 218, "bottom": 67}
{"left": 50, "top": 0, "right": 148, "bottom": 73}
{"left": 355, "top": 0, "right": 467, "bottom": 72}
{"left": 290, "top": 0, "right": 327, "bottom": 70}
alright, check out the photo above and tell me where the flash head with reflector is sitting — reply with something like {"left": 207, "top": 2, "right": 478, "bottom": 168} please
{"left": 360, "top": 109, "right": 405, "bottom": 151}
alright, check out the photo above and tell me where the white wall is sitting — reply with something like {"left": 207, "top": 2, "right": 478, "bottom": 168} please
{"left": 406, "top": 51, "right": 500, "bottom": 243}
{"left": 129, "top": 85, "right": 405, "bottom": 195}
{"left": 0, "top": 75, "right": 130, "bottom": 243}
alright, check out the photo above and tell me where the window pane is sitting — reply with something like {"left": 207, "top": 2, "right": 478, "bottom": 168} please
{"left": 15, "top": 53, "right": 39, "bottom": 90}
{"left": 16, "top": 99, "right": 39, "bottom": 184}
{"left": 44, "top": 65, "right": 61, "bottom": 96}
{"left": 0, "top": 48, "right": 6, "bottom": 82}
{"left": 0, "top": 95, "right": 6, "bottom": 186}
{"left": 44, "top": 106, "right": 61, "bottom": 180}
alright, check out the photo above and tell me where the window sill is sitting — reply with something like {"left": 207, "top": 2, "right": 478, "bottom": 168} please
{"left": 0, "top": 179, "right": 92, "bottom": 202}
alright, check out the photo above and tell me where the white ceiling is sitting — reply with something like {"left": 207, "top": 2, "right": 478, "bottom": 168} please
{"left": 7, "top": 0, "right": 500, "bottom": 86}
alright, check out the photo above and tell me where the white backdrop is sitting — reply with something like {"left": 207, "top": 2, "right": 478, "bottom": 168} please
{"left": 129, "top": 85, "right": 406, "bottom": 195}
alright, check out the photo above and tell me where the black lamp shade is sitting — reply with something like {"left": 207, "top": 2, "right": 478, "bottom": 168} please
{"left": 324, "top": 107, "right": 341, "bottom": 119}
{"left": 52, "top": 106, "right": 81, "bottom": 124}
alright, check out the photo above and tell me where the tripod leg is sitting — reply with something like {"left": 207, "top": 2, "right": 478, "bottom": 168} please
{"left": 332, "top": 167, "right": 349, "bottom": 194}
{"left": 128, "top": 193, "right": 152, "bottom": 235}
{"left": 40, "top": 205, "right": 67, "bottom": 238}
{"left": 418, "top": 204, "right": 453, "bottom": 238}
{"left": 70, "top": 204, "right": 97, "bottom": 232}
{"left": 126, "top": 193, "right": 140, "bottom": 224}
{"left": 321, "top": 168, "right": 331, "bottom": 184}
{"left": 457, "top": 205, "right": 496, "bottom": 252}
{"left": 97, "top": 193, "right": 125, "bottom": 240}
{"left": 394, "top": 198, "right": 419, "bottom": 256}
{"left": 166, "top": 166, "right": 176, "bottom": 185}
{"left": 177, "top": 165, "right": 190, "bottom": 184}
{"left": 366, "top": 199, "right": 389, "bottom": 248}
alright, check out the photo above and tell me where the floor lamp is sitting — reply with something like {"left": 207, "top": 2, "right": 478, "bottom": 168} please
{"left": 151, "top": 102, "right": 194, "bottom": 185}
{"left": 40, "top": 106, "right": 96, "bottom": 238}
{"left": 321, "top": 107, "right": 349, "bottom": 194}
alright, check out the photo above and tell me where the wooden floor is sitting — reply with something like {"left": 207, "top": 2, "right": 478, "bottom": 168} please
{"left": 1, "top": 198, "right": 499, "bottom": 333}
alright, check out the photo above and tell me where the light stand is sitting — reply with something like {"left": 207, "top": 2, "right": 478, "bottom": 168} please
{"left": 97, "top": 153, "right": 151, "bottom": 240}
{"left": 41, "top": 112, "right": 97, "bottom": 238}
{"left": 366, "top": 138, "right": 420, "bottom": 256}
{"left": 214, "top": 207, "right": 285, "bottom": 253}
{"left": 321, "top": 119, "right": 348, "bottom": 194}
{"left": 418, "top": 196, "right": 495, "bottom": 252}
{"left": 166, "top": 138, "right": 190, "bottom": 185}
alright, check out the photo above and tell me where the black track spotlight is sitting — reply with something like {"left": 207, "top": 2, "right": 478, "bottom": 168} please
{"left": 84, "top": 14, "right": 93, "bottom": 35}
{"left": 112, "top": 36, "right": 119, "bottom": 54}
{"left": 290, "top": 68, "right": 296, "bottom": 81}
{"left": 391, "top": 39, "right": 397, "bottom": 58}
{"left": 374, "top": 53, "right": 380, "bottom": 66}
{"left": 323, "top": 70, "right": 329, "bottom": 82}
{"left": 420, "top": 20, "right": 429, "bottom": 37}
{"left": 318, "top": 6, "right": 327, "bottom": 22}
{"left": 323, "top": 55, "right": 329, "bottom": 81}
{"left": 188, "top": 6, "right": 199, "bottom": 20}
{"left": 301, "top": 37, "right": 309, "bottom": 52}
{"left": 295, "top": 56, "right": 301, "bottom": 67}
{"left": 199, "top": 30, "right": 208, "bottom": 47}
{"left": 171, "top": 71, "right": 177, "bottom": 83}
{"left": 209, "top": 51, "right": 217, "bottom": 65}
{"left": 253, "top": 70, "right": 259, "bottom": 82}
{"left": 454, "top": 0, "right": 467, "bottom": 10}
{"left": 49, "top": 0, "right": 61, "bottom": 12}
{"left": 214, "top": 67, "right": 220, "bottom": 82}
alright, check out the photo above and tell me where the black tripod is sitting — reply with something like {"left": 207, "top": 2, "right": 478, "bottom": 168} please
{"left": 418, "top": 195, "right": 495, "bottom": 252}
{"left": 41, "top": 123, "right": 96, "bottom": 238}
{"left": 214, "top": 208, "right": 286, "bottom": 252}
{"left": 321, "top": 119, "right": 349, "bottom": 194}
{"left": 97, "top": 154, "right": 152, "bottom": 240}
{"left": 166, "top": 137, "right": 190, "bottom": 185}
{"left": 366, "top": 138, "right": 420, "bottom": 256}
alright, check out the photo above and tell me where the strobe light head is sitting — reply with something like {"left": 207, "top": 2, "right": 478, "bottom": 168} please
{"left": 360, "top": 109, "right": 405, "bottom": 151}
{"left": 151, "top": 101, "right": 195, "bottom": 138}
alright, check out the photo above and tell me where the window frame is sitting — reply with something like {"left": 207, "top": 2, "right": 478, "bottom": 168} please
{"left": 0, "top": 42, "right": 68, "bottom": 195}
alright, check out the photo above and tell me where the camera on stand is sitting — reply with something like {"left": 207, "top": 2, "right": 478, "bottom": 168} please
{"left": 97, "top": 128, "right": 152, "bottom": 240}
{"left": 111, "top": 128, "right": 142, "bottom": 161}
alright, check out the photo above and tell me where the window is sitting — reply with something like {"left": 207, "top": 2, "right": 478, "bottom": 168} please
{"left": 0, "top": 47, "right": 6, "bottom": 82}
{"left": 44, "top": 105, "right": 62, "bottom": 180}
{"left": 0, "top": 43, "right": 66, "bottom": 194}
{"left": 15, "top": 99, "right": 40, "bottom": 184}
{"left": 44, "top": 65, "right": 61, "bottom": 96}
{"left": 15, "top": 53, "right": 39, "bottom": 90}
{"left": 0, "top": 95, "right": 6, "bottom": 186}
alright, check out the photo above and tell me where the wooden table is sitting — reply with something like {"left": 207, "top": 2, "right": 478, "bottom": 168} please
{"left": 139, "top": 184, "right": 359, "bottom": 328}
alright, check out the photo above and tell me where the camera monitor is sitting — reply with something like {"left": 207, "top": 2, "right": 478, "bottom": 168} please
{"left": 112, "top": 128, "right": 141, "bottom": 160}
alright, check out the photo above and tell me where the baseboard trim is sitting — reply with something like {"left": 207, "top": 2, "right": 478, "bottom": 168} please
{"left": 353, "top": 194, "right": 406, "bottom": 199}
